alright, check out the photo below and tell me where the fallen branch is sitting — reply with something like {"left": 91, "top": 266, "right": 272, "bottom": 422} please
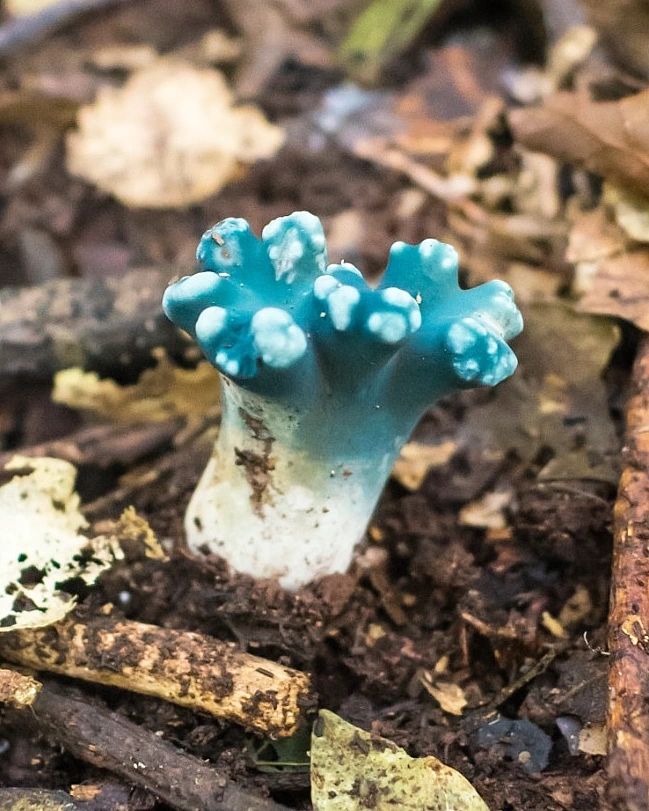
{"left": 7, "top": 681, "right": 290, "bottom": 811}
{"left": 607, "top": 335, "right": 649, "bottom": 811}
{"left": 0, "top": 615, "right": 313, "bottom": 738}
{"left": 0, "top": 420, "right": 180, "bottom": 471}
{"left": 0, "top": 268, "right": 188, "bottom": 380}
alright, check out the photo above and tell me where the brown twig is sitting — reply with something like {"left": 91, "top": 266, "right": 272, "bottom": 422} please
{"left": 0, "top": 0, "right": 135, "bottom": 58}
{"left": 6, "top": 681, "right": 290, "bottom": 811}
{"left": 0, "top": 615, "right": 314, "bottom": 738}
{"left": 0, "top": 420, "right": 180, "bottom": 471}
{"left": 607, "top": 335, "right": 649, "bottom": 810}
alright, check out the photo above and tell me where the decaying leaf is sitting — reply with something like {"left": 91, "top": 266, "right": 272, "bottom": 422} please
{"left": 606, "top": 184, "right": 649, "bottom": 243}
{"left": 419, "top": 673, "right": 468, "bottom": 716}
{"left": 567, "top": 204, "right": 649, "bottom": 332}
{"left": 462, "top": 302, "right": 620, "bottom": 482}
{"left": 459, "top": 489, "right": 513, "bottom": 530}
{"left": 0, "top": 456, "right": 122, "bottom": 631}
{"left": 311, "top": 710, "right": 488, "bottom": 810}
{"left": 578, "top": 723, "right": 607, "bottom": 756}
{"left": 392, "top": 440, "right": 457, "bottom": 491}
{"left": 106, "top": 507, "right": 167, "bottom": 561}
{"left": 577, "top": 250, "right": 649, "bottom": 333}
{"left": 66, "top": 59, "right": 284, "bottom": 208}
{"left": 509, "top": 88, "right": 649, "bottom": 201}
{"left": 53, "top": 350, "right": 219, "bottom": 423}
{"left": 0, "top": 668, "right": 41, "bottom": 708}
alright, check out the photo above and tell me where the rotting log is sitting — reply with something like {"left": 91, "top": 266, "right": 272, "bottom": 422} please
{"left": 0, "top": 615, "right": 314, "bottom": 738}
{"left": 0, "top": 268, "right": 189, "bottom": 380}
{"left": 607, "top": 336, "right": 649, "bottom": 811}
{"left": 6, "top": 681, "right": 290, "bottom": 811}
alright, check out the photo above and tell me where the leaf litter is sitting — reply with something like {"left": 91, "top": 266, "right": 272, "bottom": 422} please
{"left": 311, "top": 710, "right": 488, "bottom": 811}
{"left": 0, "top": 456, "right": 122, "bottom": 631}
{"left": 67, "top": 58, "right": 285, "bottom": 208}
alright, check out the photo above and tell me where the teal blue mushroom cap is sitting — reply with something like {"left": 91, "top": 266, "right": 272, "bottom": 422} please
{"left": 163, "top": 211, "right": 522, "bottom": 406}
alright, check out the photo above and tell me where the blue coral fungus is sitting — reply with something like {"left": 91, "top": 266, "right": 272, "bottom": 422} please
{"left": 163, "top": 211, "right": 523, "bottom": 588}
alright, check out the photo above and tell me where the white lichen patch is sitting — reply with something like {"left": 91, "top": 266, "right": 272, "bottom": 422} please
{"left": 195, "top": 306, "right": 229, "bottom": 342}
{"left": 313, "top": 275, "right": 339, "bottom": 300}
{"left": 327, "top": 285, "right": 361, "bottom": 330}
{"left": 0, "top": 457, "right": 122, "bottom": 632}
{"left": 251, "top": 308, "right": 307, "bottom": 368}
{"left": 446, "top": 321, "right": 479, "bottom": 353}
{"left": 266, "top": 227, "right": 305, "bottom": 282}
{"left": 367, "top": 311, "right": 409, "bottom": 343}
{"left": 263, "top": 211, "right": 328, "bottom": 281}
{"left": 418, "top": 238, "right": 438, "bottom": 259}
{"left": 380, "top": 287, "right": 422, "bottom": 331}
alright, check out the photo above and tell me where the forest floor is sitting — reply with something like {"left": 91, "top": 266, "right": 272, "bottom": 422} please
{"left": 1, "top": 0, "right": 649, "bottom": 809}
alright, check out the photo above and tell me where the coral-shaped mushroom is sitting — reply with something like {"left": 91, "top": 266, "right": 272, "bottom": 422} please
{"left": 163, "top": 212, "right": 523, "bottom": 589}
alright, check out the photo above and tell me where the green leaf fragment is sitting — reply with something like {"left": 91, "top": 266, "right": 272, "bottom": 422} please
{"left": 311, "top": 710, "right": 489, "bottom": 810}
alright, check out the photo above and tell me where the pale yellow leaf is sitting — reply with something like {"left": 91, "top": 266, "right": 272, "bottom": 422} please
{"left": 311, "top": 710, "right": 489, "bottom": 810}
{"left": 52, "top": 350, "right": 218, "bottom": 424}
{"left": 579, "top": 723, "right": 607, "bottom": 756}
{"left": 459, "top": 489, "right": 513, "bottom": 530}
{"left": 392, "top": 440, "right": 456, "bottom": 491}
{"left": 0, "top": 456, "right": 122, "bottom": 632}
{"left": 421, "top": 677, "right": 468, "bottom": 716}
{"left": 66, "top": 58, "right": 284, "bottom": 208}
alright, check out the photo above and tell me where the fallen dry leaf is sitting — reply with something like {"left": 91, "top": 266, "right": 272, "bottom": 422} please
{"left": 577, "top": 250, "right": 649, "bottom": 332}
{"left": 606, "top": 184, "right": 649, "bottom": 243}
{"left": 420, "top": 674, "right": 468, "bottom": 716}
{"left": 567, "top": 201, "right": 649, "bottom": 332}
{"left": 462, "top": 302, "right": 620, "bottom": 482}
{"left": 392, "top": 440, "right": 457, "bottom": 491}
{"left": 509, "top": 88, "right": 649, "bottom": 201}
{"left": 311, "top": 710, "right": 488, "bottom": 810}
{"left": 559, "top": 585, "right": 593, "bottom": 629}
{"left": 53, "top": 350, "right": 219, "bottom": 424}
{"left": 0, "top": 456, "right": 122, "bottom": 631}
{"left": 579, "top": 723, "right": 608, "bottom": 756}
{"left": 107, "top": 507, "right": 167, "bottom": 561}
{"left": 459, "top": 489, "right": 513, "bottom": 530}
{"left": 66, "top": 59, "right": 284, "bottom": 208}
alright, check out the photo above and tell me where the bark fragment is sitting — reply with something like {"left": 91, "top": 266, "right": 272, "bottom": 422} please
{"left": 5, "top": 681, "right": 290, "bottom": 811}
{"left": 0, "top": 615, "right": 313, "bottom": 738}
{"left": 607, "top": 336, "right": 649, "bottom": 810}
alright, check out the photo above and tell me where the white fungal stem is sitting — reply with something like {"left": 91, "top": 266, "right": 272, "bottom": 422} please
{"left": 186, "top": 384, "right": 409, "bottom": 590}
